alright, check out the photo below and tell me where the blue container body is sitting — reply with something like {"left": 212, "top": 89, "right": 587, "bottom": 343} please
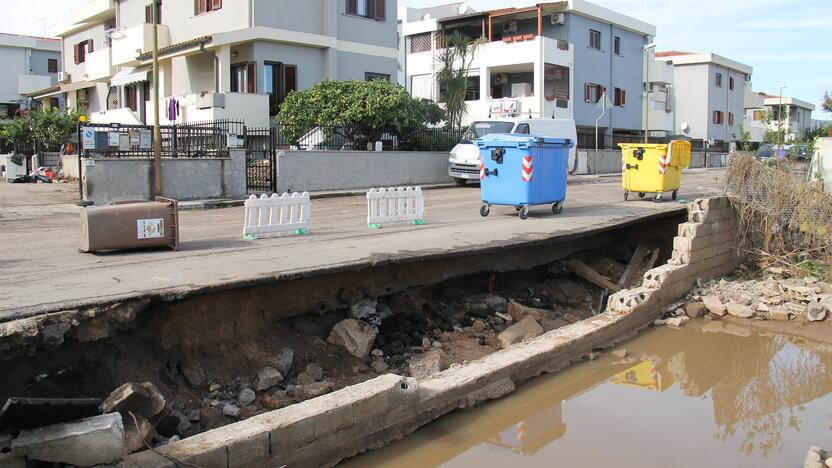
{"left": 476, "top": 134, "right": 573, "bottom": 207}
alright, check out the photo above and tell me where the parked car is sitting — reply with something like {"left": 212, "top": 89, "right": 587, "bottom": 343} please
{"left": 755, "top": 144, "right": 774, "bottom": 160}
{"left": 448, "top": 118, "right": 577, "bottom": 186}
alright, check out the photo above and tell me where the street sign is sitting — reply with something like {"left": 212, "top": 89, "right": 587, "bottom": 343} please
{"left": 82, "top": 129, "right": 95, "bottom": 150}
{"left": 595, "top": 92, "right": 612, "bottom": 110}
{"left": 139, "top": 130, "right": 152, "bottom": 150}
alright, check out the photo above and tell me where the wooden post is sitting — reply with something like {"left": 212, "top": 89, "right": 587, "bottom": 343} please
{"left": 488, "top": 15, "right": 492, "bottom": 42}
{"left": 537, "top": 6, "right": 542, "bottom": 37}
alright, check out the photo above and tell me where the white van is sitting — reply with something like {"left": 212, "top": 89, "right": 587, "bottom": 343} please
{"left": 448, "top": 118, "right": 578, "bottom": 185}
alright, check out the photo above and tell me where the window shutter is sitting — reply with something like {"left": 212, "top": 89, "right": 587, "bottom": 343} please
{"left": 74, "top": 44, "right": 79, "bottom": 64}
{"left": 88, "top": 40, "right": 94, "bottom": 53}
{"left": 247, "top": 63, "right": 256, "bottom": 93}
{"left": 584, "top": 84, "right": 590, "bottom": 102}
{"left": 346, "top": 0, "right": 357, "bottom": 14}
{"left": 146, "top": 5, "right": 152, "bottom": 23}
{"left": 621, "top": 89, "right": 626, "bottom": 106}
{"left": 212, "top": 0, "right": 222, "bottom": 10}
{"left": 374, "top": 0, "right": 385, "bottom": 20}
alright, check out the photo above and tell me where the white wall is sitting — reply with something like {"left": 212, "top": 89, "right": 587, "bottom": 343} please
{"left": 0, "top": 46, "right": 27, "bottom": 103}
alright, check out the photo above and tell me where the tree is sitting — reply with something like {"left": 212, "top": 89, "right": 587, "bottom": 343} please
{"left": 736, "top": 125, "right": 751, "bottom": 151}
{"left": 276, "top": 79, "right": 443, "bottom": 147}
{"left": 435, "top": 31, "right": 483, "bottom": 131}
{"left": 822, "top": 91, "right": 832, "bottom": 114}
{"left": 0, "top": 107, "right": 81, "bottom": 152}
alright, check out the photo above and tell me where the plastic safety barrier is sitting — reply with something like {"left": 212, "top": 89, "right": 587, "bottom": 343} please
{"left": 243, "top": 192, "right": 310, "bottom": 238}
{"left": 367, "top": 186, "right": 425, "bottom": 228}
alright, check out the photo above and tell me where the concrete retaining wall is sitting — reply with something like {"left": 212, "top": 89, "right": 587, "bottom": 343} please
{"left": 78, "top": 150, "right": 246, "bottom": 205}
{"left": 121, "top": 197, "right": 743, "bottom": 467}
{"left": 276, "top": 150, "right": 452, "bottom": 193}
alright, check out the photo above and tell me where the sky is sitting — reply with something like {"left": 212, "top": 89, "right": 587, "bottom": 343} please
{"left": 1, "top": 0, "right": 828, "bottom": 119}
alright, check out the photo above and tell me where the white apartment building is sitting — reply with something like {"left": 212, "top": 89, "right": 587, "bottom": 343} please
{"left": 0, "top": 33, "right": 62, "bottom": 120}
{"left": 645, "top": 50, "right": 674, "bottom": 136}
{"left": 655, "top": 51, "right": 753, "bottom": 143}
{"left": 764, "top": 95, "right": 815, "bottom": 139}
{"left": 401, "top": 0, "right": 656, "bottom": 139}
{"left": 742, "top": 82, "right": 767, "bottom": 143}
{"left": 55, "top": 0, "right": 399, "bottom": 127}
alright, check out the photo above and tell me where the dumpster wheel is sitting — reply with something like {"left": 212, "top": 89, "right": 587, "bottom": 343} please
{"left": 638, "top": 192, "right": 646, "bottom": 198}
{"left": 654, "top": 193, "right": 663, "bottom": 203}
{"left": 672, "top": 190, "right": 678, "bottom": 201}
{"left": 552, "top": 202, "right": 563, "bottom": 214}
{"left": 480, "top": 203, "right": 491, "bottom": 217}
{"left": 519, "top": 205, "right": 530, "bottom": 220}
{"left": 624, "top": 191, "right": 629, "bottom": 201}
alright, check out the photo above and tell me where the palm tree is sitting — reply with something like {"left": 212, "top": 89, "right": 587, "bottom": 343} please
{"left": 435, "top": 31, "right": 483, "bottom": 131}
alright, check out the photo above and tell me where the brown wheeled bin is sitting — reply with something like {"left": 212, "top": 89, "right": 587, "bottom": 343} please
{"left": 80, "top": 197, "right": 179, "bottom": 253}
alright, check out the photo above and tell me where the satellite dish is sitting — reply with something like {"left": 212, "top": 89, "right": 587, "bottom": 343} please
{"left": 680, "top": 122, "right": 690, "bottom": 135}
{"left": 457, "top": 2, "right": 468, "bottom": 14}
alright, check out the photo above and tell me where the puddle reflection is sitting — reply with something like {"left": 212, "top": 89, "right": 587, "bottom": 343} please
{"left": 343, "top": 322, "right": 832, "bottom": 467}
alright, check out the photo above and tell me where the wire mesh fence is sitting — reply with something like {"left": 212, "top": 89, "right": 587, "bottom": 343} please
{"left": 724, "top": 153, "right": 832, "bottom": 273}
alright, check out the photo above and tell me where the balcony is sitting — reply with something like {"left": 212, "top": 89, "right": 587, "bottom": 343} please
{"left": 111, "top": 23, "right": 171, "bottom": 67}
{"left": 744, "top": 89, "right": 765, "bottom": 110}
{"left": 18, "top": 74, "right": 54, "bottom": 95}
{"left": 648, "top": 60, "right": 673, "bottom": 85}
{"left": 146, "top": 92, "right": 270, "bottom": 128}
{"left": 85, "top": 48, "right": 114, "bottom": 81}
{"left": 55, "top": 0, "right": 116, "bottom": 36}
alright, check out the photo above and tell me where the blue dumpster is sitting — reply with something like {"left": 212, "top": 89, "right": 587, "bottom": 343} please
{"left": 476, "top": 134, "right": 573, "bottom": 219}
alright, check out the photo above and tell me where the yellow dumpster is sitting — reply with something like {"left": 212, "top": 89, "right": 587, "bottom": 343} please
{"left": 619, "top": 140, "right": 691, "bottom": 202}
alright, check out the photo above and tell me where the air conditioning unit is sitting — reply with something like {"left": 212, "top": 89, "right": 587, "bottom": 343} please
{"left": 502, "top": 20, "right": 518, "bottom": 33}
{"left": 58, "top": 71, "right": 71, "bottom": 83}
{"left": 551, "top": 13, "right": 565, "bottom": 25}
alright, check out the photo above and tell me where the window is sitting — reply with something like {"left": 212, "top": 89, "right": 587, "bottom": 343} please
{"left": 230, "top": 63, "right": 256, "bottom": 94}
{"left": 47, "top": 58, "right": 58, "bottom": 73}
{"left": 584, "top": 83, "right": 604, "bottom": 103}
{"left": 715, "top": 72, "right": 722, "bottom": 87}
{"left": 73, "top": 40, "right": 92, "bottom": 64}
{"left": 614, "top": 87, "right": 626, "bottom": 106}
{"left": 712, "top": 110, "right": 724, "bottom": 124}
{"left": 515, "top": 123, "right": 530, "bottom": 134}
{"left": 145, "top": 1, "right": 162, "bottom": 23}
{"left": 613, "top": 36, "right": 621, "bottom": 55}
{"left": 196, "top": 0, "right": 221, "bottom": 15}
{"left": 728, "top": 76, "right": 734, "bottom": 91}
{"left": 409, "top": 33, "right": 431, "bottom": 53}
{"left": 365, "top": 72, "right": 390, "bottom": 82}
{"left": 464, "top": 75, "right": 480, "bottom": 101}
{"left": 728, "top": 112, "right": 734, "bottom": 126}
{"left": 264, "top": 62, "right": 297, "bottom": 116}
{"left": 346, "top": 0, "right": 385, "bottom": 20}
{"left": 126, "top": 84, "right": 139, "bottom": 112}
{"left": 544, "top": 63, "right": 569, "bottom": 100}
{"left": 589, "top": 29, "right": 601, "bottom": 50}
{"left": 752, "top": 110, "right": 765, "bottom": 121}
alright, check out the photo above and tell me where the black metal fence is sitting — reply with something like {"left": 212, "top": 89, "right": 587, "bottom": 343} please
{"left": 79, "top": 119, "right": 246, "bottom": 159}
{"left": 576, "top": 133, "right": 731, "bottom": 153}
{"left": 266, "top": 124, "right": 465, "bottom": 152}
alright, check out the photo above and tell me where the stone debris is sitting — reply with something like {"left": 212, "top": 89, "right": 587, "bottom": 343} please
{"left": 11, "top": 413, "right": 125, "bottom": 467}
{"left": 180, "top": 361, "right": 206, "bottom": 388}
{"left": 123, "top": 414, "right": 155, "bottom": 454}
{"left": 269, "top": 348, "right": 294, "bottom": 375}
{"left": 804, "top": 446, "right": 828, "bottom": 468}
{"left": 725, "top": 302, "right": 754, "bottom": 318}
{"left": 685, "top": 302, "right": 708, "bottom": 318}
{"left": 703, "top": 296, "right": 727, "bottom": 316}
{"left": 255, "top": 367, "right": 283, "bottom": 391}
{"left": 611, "top": 349, "right": 628, "bottom": 359}
{"left": 497, "top": 316, "right": 544, "bottom": 348}
{"left": 408, "top": 349, "right": 450, "bottom": 380}
{"left": 238, "top": 388, "right": 256, "bottom": 406}
{"left": 327, "top": 319, "right": 377, "bottom": 359}
{"left": 665, "top": 316, "right": 689, "bottom": 328}
{"left": 222, "top": 403, "right": 241, "bottom": 418}
{"left": 101, "top": 382, "right": 166, "bottom": 421}
{"left": 807, "top": 302, "right": 828, "bottom": 322}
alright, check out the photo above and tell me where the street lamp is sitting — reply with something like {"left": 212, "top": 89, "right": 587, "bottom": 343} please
{"left": 643, "top": 42, "right": 656, "bottom": 143}
{"left": 777, "top": 85, "right": 786, "bottom": 160}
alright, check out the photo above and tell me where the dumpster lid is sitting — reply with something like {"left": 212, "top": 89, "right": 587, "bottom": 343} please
{"left": 476, "top": 133, "right": 573, "bottom": 148}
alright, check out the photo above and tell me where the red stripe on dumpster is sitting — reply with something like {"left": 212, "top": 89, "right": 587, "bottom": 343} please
{"left": 658, "top": 153, "right": 669, "bottom": 174}
{"left": 522, "top": 156, "right": 533, "bottom": 182}
{"left": 479, "top": 163, "right": 485, "bottom": 180}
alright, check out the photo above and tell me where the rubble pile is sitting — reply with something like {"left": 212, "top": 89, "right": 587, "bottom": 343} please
{"left": 803, "top": 446, "right": 832, "bottom": 468}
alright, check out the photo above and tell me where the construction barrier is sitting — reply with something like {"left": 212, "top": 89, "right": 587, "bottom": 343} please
{"left": 367, "top": 186, "right": 425, "bottom": 228}
{"left": 243, "top": 192, "right": 310, "bottom": 238}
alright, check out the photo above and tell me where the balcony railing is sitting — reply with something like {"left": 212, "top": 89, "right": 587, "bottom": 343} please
{"left": 85, "top": 48, "right": 114, "bottom": 81}
{"left": 18, "top": 74, "right": 54, "bottom": 95}
{"left": 111, "top": 23, "right": 170, "bottom": 66}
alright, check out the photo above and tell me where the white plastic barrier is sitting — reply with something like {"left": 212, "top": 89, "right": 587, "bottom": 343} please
{"left": 367, "top": 186, "right": 425, "bottom": 228}
{"left": 243, "top": 192, "right": 310, "bottom": 238}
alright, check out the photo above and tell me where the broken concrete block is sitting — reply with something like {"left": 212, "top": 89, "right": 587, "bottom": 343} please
{"left": 769, "top": 306, "right": 791, "bottom": 321}
{"left": 666, "top": 316, "right": 689, "bottom": 327}
{"left": 255, "top": 367, "right": 283, "bottom": 391}
{"left": 327, "top": 319, "right": 377, "bottom": 359}
{"left": 497, "top": 316, "right": 543, "bottom": 349}
{"left": 269, "top": 348, "right": 294, "bottom": 376}
{"left": 703, "top": 295, "right": 726, "bottom": 316}
{"left": 806, "top": 302, "right": 828, "bottom": 322}
{"left": 408, "top": 350, "right": 450, "bottom": 380}
{"left": 725, "top": 302, "right": 754, "bottom": 318}
{"left": 11, "top": 413, "right": 124, "bottom": 466}
{"left": 685, "top": 302, "right": 708, "bottom": 318}
{"left": 101, "top": 382, "right": 166, "bottom": 420}
{"left": 539, "top": 317, "right": 569, "bottom": 332}
{"left": 295, "top": 381, "right": 335, "bottom": 400}
{"left": 123, "top": 414, "right": 156, "bottom": 454}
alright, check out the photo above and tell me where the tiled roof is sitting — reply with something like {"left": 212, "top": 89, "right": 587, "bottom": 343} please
{"left": 137, "top": 35, "right": 212, "bottom": 61}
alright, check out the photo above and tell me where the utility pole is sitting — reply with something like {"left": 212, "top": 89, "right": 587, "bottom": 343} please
{"left": 152, "top": 1, "right": 162, "bottom": 197}
{"left": 777, "top": 85, "right": 787, "bottom": 161}
{"left": 643, "top": 43, "right": 656, "bottom": 143}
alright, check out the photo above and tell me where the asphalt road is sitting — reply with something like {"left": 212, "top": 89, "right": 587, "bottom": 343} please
{"left": 0, "top": 169, "right": 725, "bottom": 320}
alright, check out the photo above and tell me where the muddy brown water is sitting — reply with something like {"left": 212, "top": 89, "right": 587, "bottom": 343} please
{"left": 342, "top": 321, "right": 832, "bottom": 468}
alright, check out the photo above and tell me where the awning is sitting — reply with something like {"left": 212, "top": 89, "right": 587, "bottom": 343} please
{"left": 28, "top": 86, "right": 63, "bottom": 100}
{"left": 59, "top": 81, "right": 95, "bottom": 94}
{"left": 110, "top": 66, "right": 151, "bottom": 87}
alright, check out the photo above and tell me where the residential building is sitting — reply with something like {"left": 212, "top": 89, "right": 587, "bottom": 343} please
{"left": 400, "top": 0, "right": 656, "bottom": 145}
{"left": 0, "top": 33, "right": 62, "bottom": 121}
{"left": 656, "top": 51, "right": 752, "bottom": 144}
{"left": 645, "top": 50, "right": 674, "bottom": 137}
{"left": 742, "top": 82, "right": 767, "bottom": 143}
{"left": 55, "top": 0, "right": 399, "bottom": 127}
{"left": 764, "top": 95, "right": 815, "bottom": 138}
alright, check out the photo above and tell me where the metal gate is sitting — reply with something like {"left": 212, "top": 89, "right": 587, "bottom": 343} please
{"left": 245, "top": 126, "right": 276, "bottom": 193}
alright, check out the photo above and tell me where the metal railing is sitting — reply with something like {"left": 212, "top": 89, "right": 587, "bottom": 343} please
{"left": 576, "top": 133, "right": 732, "bottom": 153}
{"left": 79, "top": 119, "right": 246, "bottom": 159}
